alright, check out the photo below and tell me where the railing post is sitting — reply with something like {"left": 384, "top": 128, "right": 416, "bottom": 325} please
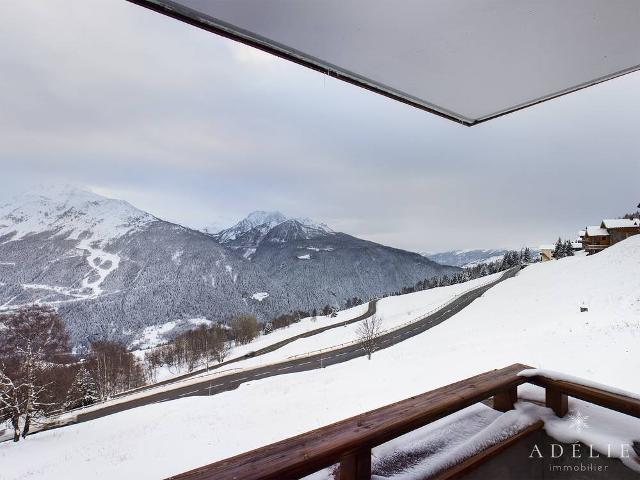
{"left": 340, "top": 448, "right": 372, "bottom": 480}
{"left": 493, "top": 385, "right": 518, "bottom": 412}
{"left": 545, "top": 386, "right": 568, "bottom": 417}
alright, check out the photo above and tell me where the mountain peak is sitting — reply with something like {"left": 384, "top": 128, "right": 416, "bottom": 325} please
{"left": 212, "top": 211, "right": 334, "bottom": 255}
{"left": 0, "top": 185, "right": 155, "bottom": 243}
{"left": 244, "top": 210, "right": 288, "bottom": 228}
{"left": 263, "top": 218, "right": 333, "bottom": 244}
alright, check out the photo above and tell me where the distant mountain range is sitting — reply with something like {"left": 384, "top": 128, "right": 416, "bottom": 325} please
{"left": 423, "top": 249, "right": 509, "bottom": 268}
{"left": 0, "top": 186, "right": 458, "bottom": 346}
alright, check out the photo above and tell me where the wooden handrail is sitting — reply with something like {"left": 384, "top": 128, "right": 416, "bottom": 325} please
{"left": 168, "top": 363, "right": 531, "bottom": 480}
{"left": 528, "top": 374, "right": 640, "bottom": 419}
{"left": 167, "top": 365, "right": 640, "bottom": 480}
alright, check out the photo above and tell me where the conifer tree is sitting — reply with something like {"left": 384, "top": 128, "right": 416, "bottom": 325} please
{"left": 553, "top": 238, "right": 565, "bottom": 259}
{"left": 564, "top": 240, "right": 574, "bottom": 256}
{"left": 64, "top": 365, "right": 98, "bottom": 411}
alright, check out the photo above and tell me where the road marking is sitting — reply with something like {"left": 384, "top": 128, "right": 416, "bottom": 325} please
{"left": 300, "top": 361, "right": 312, "bottom": 365}
{"left": 178, "top": 389, "right": 200, "bottom": 397}
{"left": 278, "top": 366, "right": 293, "bottom": 371}
{"left": 336, "top": 352, "right": 348, "bottom": 357}
{"left": 254, "top": 372, "right": 267, "bottom": 377}
{"left": 211, "top": 383, "right": 224, "bottom": 388}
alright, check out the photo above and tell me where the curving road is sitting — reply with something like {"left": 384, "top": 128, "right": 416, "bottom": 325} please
{"left": 75, "top": 267, "right": 519, "bottom": 424}
{"left": 111, "top": 300, "right": 377, "bottom": 399}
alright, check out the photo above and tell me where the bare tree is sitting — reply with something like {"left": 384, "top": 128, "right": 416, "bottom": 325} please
{"left": 0, "top": 305, "right": 69, "bottom": 441}
{"left": 87, "top": 341, "right": 144, "bottom": 400}
{"left": 229, "top": 315, "right": 260, "bottom": 345}
{"left": 0, "top": 368, "right": 24, "bottom": 442}
{"left": 207, "top": 325, "right": 232, "bottom": 364}
{"left": 356, "top": 315, "right": 383, "bottom": 360}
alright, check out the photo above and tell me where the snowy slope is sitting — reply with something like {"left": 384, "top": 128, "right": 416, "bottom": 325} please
{"left": 211, "top": 210, "right": 334, "bottom": 256}
{"left": 0, "top": 185, "right": 155, "bottom": 242}
{"left": 2, "top": 237, "right": 640, "bottom": 479}
{"left": 224, "top": 272, "right": 503, "bottom": 371}
{"left": 211, "top": 210, "right": 288, "bottom": 243}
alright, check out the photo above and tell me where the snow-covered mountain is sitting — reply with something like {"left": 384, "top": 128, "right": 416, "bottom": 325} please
{"left": 0, "top": 185, "right": 155, "bottom": 242}
{"left": 0, "top": 187, "right": 281, "bottom": 345}
{"left": 211, "top": 211, "right": 333, "bottom": 257}
{"left": 215, "top": 211, "right": 459, "bottom": 309}
{"left": 212, "top": 211, "right": 287, "bottom": 244}
{"left": 424, "top": 249, "right": 509, "bottom": 268}
{"left": 0, "top": 190, "right": 458, "bottom": 346}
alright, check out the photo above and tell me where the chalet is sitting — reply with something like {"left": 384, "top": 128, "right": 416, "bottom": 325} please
{"left": 538, "top": 245, "right": 554, "bottom": 262}
{"left": 582, "top": 226, "right": 610, "bottom": 255}
{"left": 600, "top": 218, "right": 640, "bottom": 246}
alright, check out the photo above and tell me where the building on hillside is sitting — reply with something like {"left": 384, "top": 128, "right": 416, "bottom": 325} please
{"left": 600, "top": 218, "right": 640, "bottom": 246}
{"left": 582, "top": 226, "right": 610, "bottom": 255}
{"left": 539, "top": 245, "right": 555, "bottom": 262}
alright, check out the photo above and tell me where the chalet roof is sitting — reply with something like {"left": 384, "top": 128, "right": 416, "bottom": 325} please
{"left": 539, "top": 245, "right": 555, "bottom": 251}
{"left": 601, "top": 218, "right": 640, "bottom": 229}
{"left": 586, "top": 226, "right": 609, "bottom": 237}
{"left": 578, "top": 230, "right": 586, "bottom": 237}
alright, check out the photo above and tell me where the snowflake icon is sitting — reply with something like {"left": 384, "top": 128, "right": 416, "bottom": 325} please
{"left": 567, "top": 410, "right": 590, "bottom": 432}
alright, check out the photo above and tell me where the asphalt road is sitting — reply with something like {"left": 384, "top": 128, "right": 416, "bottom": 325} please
{"left": 111, "top": 300, "right": 377, "bottom": 399}
{"left": 75, "top": 267, "right": 519, "bottom": 424}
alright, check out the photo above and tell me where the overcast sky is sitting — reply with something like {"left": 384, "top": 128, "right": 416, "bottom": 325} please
{"left": 1, "top": 1, "right": 639, "bottom": 252}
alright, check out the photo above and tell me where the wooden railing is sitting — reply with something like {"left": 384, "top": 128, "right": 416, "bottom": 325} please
{"left": 167, "top": 364, "right": 640, "bottom": 480}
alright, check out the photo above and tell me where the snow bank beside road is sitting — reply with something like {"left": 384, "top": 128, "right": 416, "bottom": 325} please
{"left": 3, "top": 237, "right": 640, "bottom": 479}
{"left": 228, "top": 272, "right": 503, "bottom": 370}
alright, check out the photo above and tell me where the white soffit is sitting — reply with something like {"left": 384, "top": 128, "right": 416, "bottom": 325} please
{"left": 128, "top": 0, "right": 640, "bottom": 126}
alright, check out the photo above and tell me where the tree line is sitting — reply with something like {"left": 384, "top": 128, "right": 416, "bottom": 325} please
{"left": 0, "top": 300, "right": 375, "bottom": 443}
{"left": 0, "top": 306, "right": 144, "bottom": 441}
{"left": 389, "top": 248, "right": 533, "bottom": 297}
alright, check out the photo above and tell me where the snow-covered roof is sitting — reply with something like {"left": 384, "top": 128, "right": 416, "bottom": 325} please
{"left": 601, "top": 218, "right": 640, "bottom": 229}
{"left": 586, "top": 226, "right": 609, "bottom": 237}
{"left": 539, "top": 245, "right": 555, "bottom": 251}
{"left": 578, "top": 230, "right": 586, "bottom": 237}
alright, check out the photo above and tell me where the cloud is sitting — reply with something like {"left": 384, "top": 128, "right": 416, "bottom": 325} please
{"left": 1, "top": 0, "right": 639, "bottom": 251}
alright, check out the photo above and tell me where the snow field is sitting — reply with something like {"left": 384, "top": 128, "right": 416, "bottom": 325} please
{"left": 3, "top": 237, "right": 640, "bottom": 479}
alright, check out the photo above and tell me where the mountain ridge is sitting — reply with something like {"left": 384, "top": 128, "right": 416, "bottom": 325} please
{"left": 0, "top": 188, "right": 458, "bottom": 346}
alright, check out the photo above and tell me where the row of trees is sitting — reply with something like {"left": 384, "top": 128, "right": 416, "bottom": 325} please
{"left": 0, "top": 306, "right": 147, "bottom": 442}
{"left": 393, "top": 249, "right": 532, "bottom": 298}
{"left": 144, "top": 323, "right": 232, "bottom": 377}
